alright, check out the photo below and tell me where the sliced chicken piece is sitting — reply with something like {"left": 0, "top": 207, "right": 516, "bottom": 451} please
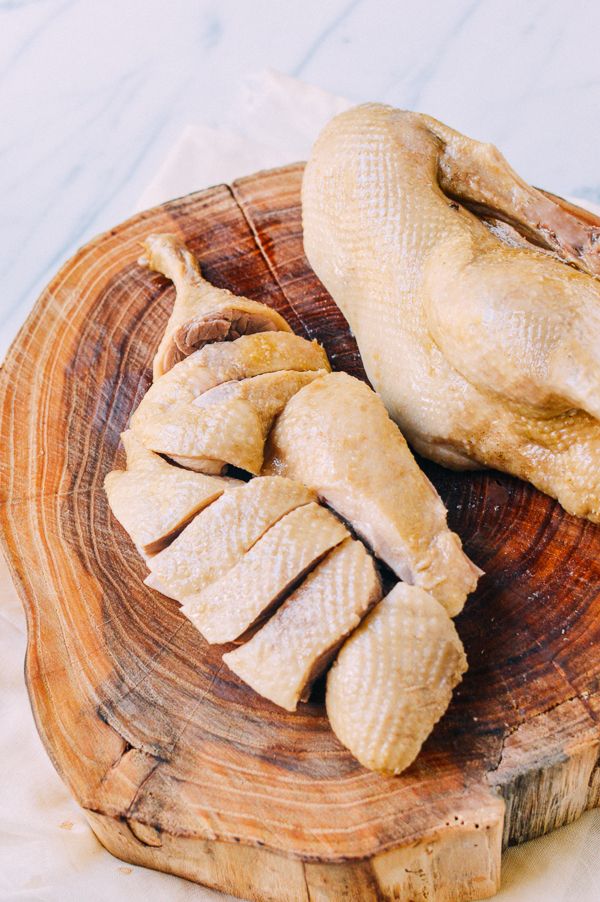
{"left": 326, "top": 583, "right": 467, "bottom": 775}
{"left": 194, "top": 369, "right": 326, "bottom": 414}
{"left": 264, "top": 372, "right": 480, "bottom": 616}
{"left": 167, "top": 455, "right": 226, "bottom": 475}
{"left": 223, "top": 537, "right": 381, "bottom": 711}
{"left": 143, "top": 570, "right": 175, "bottom": 598}
{"left": 104, "top": 430, "right": 232, "bottom": 555}
{"left": 302, "top": 104, "right": 600, "bottom": 521}
{"left": 131, "top": 331, "right": 330, "bottom": 429}
{"left": 183, "top": 502, "right": 349, "bottom": 644}
{"left": 132, "top": 397, "right": 265, "bottom": 474}
{"left": 147, "top": 476, "right": 315, "bottom": 602}
{"left": 140, "top": 233, "right": 293, "bottom": 379}
{"left": 134, "top": 370, "right": 326, "bottom": 475}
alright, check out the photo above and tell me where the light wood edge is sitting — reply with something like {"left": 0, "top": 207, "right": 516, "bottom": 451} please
{"left": 488, "top": 694, "right": 600, "bottom": 848}
{"left": 85, "top": 802, "right": 503, "bottom": 902}
{"left": 82, "top": 694, "right": 600, "bottom": 901}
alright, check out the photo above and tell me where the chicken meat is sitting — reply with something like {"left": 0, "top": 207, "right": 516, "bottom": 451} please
{"left": 104, "top": 430, "right": 232, "bottom": 555}
{"left": 182, "top": 502, "right": 349, "bottom": 643}
{"left": 223, "top": 537, "right": 381, "bottom": 711}
{"left": 146, "top": 475, "right": 315, "bottom": 602}
{"left": 141, "top": 233, "right": 292, "bottom": 379}
{"left": 131, "top": 331, "right": 330, "bottom": 427}
{"left": 135, "top": 369, "right": 325, "bottom": 475}
{"left": 302, "top": 104, "right": 600, "bottom": 521}
{"left": 326, "top": 583, "right": 467, "bottom": 775}
{"left": 264, "top": 372, "right": 480, "bottom": 616}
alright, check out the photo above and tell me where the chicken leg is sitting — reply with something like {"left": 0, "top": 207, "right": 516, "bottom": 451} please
{"left": 141, "top": 233, "right": 292, "bottom": 379}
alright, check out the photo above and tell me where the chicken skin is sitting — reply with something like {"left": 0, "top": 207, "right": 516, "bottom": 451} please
{"left": 326, "top": 583, "right": 467, "bottom": 775}
{"left": 264, "top": 372, "right": 480, "bottom": 616}
{"left": 140, "top": 233, "right": 292, "bottom": 379}
{"left": 302, "top": 104, "right": 600, "bottom": 521}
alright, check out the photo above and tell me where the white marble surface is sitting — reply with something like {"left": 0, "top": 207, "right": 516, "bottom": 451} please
{"left": 2, "top": 2, "right": 600, "bottom": 901}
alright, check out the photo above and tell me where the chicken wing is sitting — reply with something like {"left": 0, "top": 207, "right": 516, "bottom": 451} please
{"left": 135, "top": 369, "right": 325, "bottom": 475}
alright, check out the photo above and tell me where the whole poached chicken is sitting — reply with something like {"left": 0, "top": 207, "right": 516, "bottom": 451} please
{"left": 302, "top": 104, "right": 600, "bottom": 522}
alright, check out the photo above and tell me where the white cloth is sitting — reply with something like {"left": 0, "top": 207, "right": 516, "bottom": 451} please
{"left": 1, "top": 69, "right": 599, "bottom": 902}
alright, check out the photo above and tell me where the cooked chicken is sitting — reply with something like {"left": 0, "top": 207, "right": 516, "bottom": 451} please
{"left": 140, "top": 233, "right": 292, "bottom": 379}
{"left": 134, "top": 370, "right": 325, "bottom": 475}
{"left": 223, "top": 537, "right": 381, "bottom": 711}
{"left": 134, "top": 398, "right": 264, "bottom": 474}
{"left": 182, "top": 502, "right": 349, "bottom": 643}
{"left": 326, "top": 583, "right": 467, "bottom": 775}
{"left": 143, "top": 570, "right": 174, "bottom": 598}
{"left": 264, "top": 372, "right": 480, "bottom": 616}
{"left": 104, "top": 430, "right": 231, "bottom": 555}
{"left": 302, "top": 104, "right": 600, "bottom": 521}
{"left": 147, "top": 476, "right": 314, "bottom": 602}
{"left": 130, "top": 331, "right": 329, "bottom": 427}
{"left": 159, "top": 454, "right": 226, "bottom": 476}
{"left": 194, "top": 369, "right": 326, "bottom": 413}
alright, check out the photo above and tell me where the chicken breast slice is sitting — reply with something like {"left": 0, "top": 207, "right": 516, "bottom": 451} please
{"left": 104, "top": 430, "right": 233, "bottom": 555}
{"left": 134, "top": 370, "right": 326, "bottom": 476}
{"left": 263, "top": 372, "right": 480, "bottom": 616}
{"left": 182, "top": 502, "right": 349, "bottom": 644}
{"left": 146, "top": 476, "right": 315, "bottom": 602}
{"left": 130, "top": 331, "right": 330, "bottom": 427}
{"left": 143, "top": 570, "right": 175, "bottom": 598}
{"left": 326, "top": 583, "right": 467, "bottom": 775}
{"left": 140, "top": 234, "right": 293, "bottom": 379}
{"left": 223, "top": 537, "right": 382, "bottom": 711}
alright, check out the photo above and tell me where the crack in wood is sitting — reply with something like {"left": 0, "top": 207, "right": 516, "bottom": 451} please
{"left": 230, "top": 181, "right": 320, "bottom": 344}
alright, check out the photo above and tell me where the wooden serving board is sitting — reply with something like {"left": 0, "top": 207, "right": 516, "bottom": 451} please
{"left": 1, "top": 163, "right": 599, "bottom": 902}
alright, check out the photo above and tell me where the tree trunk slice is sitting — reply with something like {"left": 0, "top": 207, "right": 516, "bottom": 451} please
{"left": 1, "top": 164, "right": 599, "bottom": 902}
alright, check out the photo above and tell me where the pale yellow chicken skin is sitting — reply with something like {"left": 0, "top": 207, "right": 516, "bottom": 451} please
{"left": 104, "top": 430, "right": 232, "bottom": 555}
{"left": 141, "top": 233, "right": 292, "bottom": 379}
{"left": 326, "top": 583, "right": 467, "bottom": 775}
{"left": 135, "top": 369, "right": 326, "bottom": 475}
{"left": 147, "top": 476, "right": 315, "bottom": 602}
{"left": 302, "top": 104, "right": 600, "bottom": 522}
{"left": 264, "top": 372, "right": 480, "bottom": 616}
{"left": 130, "top": 331, "right": 330, "bottom": 473}
{"left": 224, "top": 537, "right": 382, "bottom": 711}
{"left": 131, "top": 331, "right": 330, "bottom": 427}
{"left": 182, "top": 502, "right": 349, "bottom": 643}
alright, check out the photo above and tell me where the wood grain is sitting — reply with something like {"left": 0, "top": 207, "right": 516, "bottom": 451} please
{"left": 0, "top": 164, "right": 599, "bottom": 901}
